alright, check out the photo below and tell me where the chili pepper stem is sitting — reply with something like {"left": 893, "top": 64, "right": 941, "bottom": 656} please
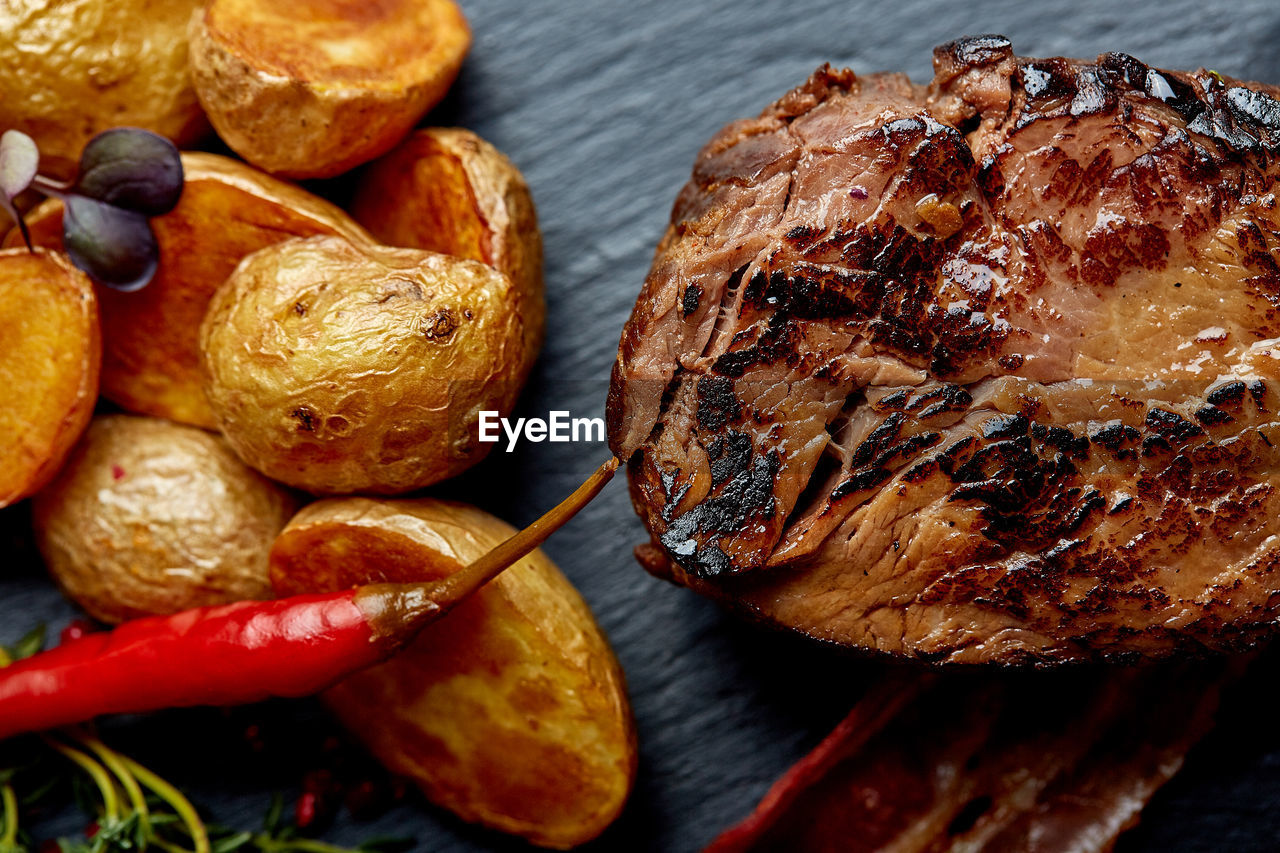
{"left": 428, "top": 457, "right": 618, "bottom": 613}
{"left": 354, "top": 457, "right": 618, "bottom": 645}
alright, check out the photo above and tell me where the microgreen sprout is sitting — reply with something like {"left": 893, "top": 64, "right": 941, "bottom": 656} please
{"left": 0, "top": 127, "right": 183, "bottom": 291}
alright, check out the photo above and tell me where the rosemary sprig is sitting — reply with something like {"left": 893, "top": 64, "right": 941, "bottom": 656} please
{"left": 0, "top": 628, "right": 409, "bottom": 853}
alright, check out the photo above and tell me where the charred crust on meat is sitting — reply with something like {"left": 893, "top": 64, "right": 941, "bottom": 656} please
{"left": 981, "top": 413, "right": 1028, "bottom": 441}
{"left": 659, "top": 440, "right": 781, "bottom": 578}
{"left": 681, "top": 283, "right": 702, "bottom": 317}
{"left": 936, "top": 34, "right": 1013, "bottom": 70}
{"left": 1142, "top": 408, "right": 1206, "bottom": 455}
{"left": 1194, "top": 405, "right": 1234, "bottom": 426}
{"left": 1206, "top": 380, "right": 1247, "bottom": 407}
{"left": 830, "top": 466, "right": 894, "bottom": 501}
{"left": 696, "top": 375, "right": 742, "bottom": 431}
{"left": 1249, "top": 380, "right": 1268, "bottom": 410}
{"left": 850, "top": 412, "right": 906, "bottom": 467}
{"left": 1091, "top": 422, "right": 1141, "bottom": 459}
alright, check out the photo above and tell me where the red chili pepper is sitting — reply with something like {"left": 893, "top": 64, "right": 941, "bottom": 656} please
{"left": 0, "top": 460, "right": 616, "bottom": 741}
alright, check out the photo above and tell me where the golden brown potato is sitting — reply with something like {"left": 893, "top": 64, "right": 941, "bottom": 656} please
{"left": 33, "top": 415, "right": 297, "bottom": 624}
{"left": 189, "top": 0, "right": 471, "bottom": 179}
{"left": 5, "top": 153, "right": 374, "bottom": 429}
{"left": 351, "top": 128, "right": 545, "bottom": 375}
{"left": 270, "top": 497, "right": 636, "bottom": 849}
{"left": 0, "top": 0, "right": 207, "bottom": 179}
{"left": 0, "top": 249, "right": 100, "bottom": 508}
{"left": 201, "top": 235, "right": 523, "bottom": 494}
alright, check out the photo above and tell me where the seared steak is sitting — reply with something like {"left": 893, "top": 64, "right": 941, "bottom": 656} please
{"left": 607, "top": 36, "right": 1280, "bottom": 663}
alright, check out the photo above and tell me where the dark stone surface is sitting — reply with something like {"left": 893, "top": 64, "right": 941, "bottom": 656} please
{"left": 5, "top": 0, "right": 1280, "bottom": 849}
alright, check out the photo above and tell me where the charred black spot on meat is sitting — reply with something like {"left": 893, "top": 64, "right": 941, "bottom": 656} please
{"left": 831, "top": 466, "right": 894, "bottom": 501}
{"left": 981, "top": 413, "right": 1028, "bottom": 441}
{"left": 709, "top": 430, "right": 753, "bottom": 487}
{"left": 1207, "top": 380, "right": 1248, "bottom": 407}
{"left": 851, "top": 412, "right": 906, "bottom": 467}
{"left": 1250, "top": 380, "right": 1268, "bottom": 411}
{"left": 660, "top": 442, "right": 781, "bottom": 578}
{"left": 1195, "top": 405, "right": 1234, "bottom": 426}
{"left": 1030, "top": 422, "right": 1090, "bottom": 458}
{"left": 1142, "top": 408, "right": 1206, "bottom": 455}
{"left": 1092, "top": 422, "right": 1141, "bottom": 459}
{"left": 696, "top": 375, "right": 742, "bottom": 431}
{"left": 712, "top": 313, "right": 803, "bottom": 377}
{"left": 937, "top": 34, "right": 1013, "bottom": 69}
{"left": 874, "top": 389, "right": 911, "bottom": 412}
{"left": 907, "top": 384, "right": 973, "bottom": 419}
{"left": 681, "top": 283, "right": 702, "bottom": 317}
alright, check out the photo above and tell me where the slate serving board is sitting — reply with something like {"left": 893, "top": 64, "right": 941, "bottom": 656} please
{"left": 6, "top": 0, "right": 1280, "bottom": 849}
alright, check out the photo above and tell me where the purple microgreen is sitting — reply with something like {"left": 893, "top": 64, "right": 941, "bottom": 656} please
{"left": 74, "top": 128, "right": 183, "bottom": 216}
{"left": 0, "top": 129, "right": 38, "bottom": 251}
{"left": 62, "top": 195, "right": 158, "bottom": 292}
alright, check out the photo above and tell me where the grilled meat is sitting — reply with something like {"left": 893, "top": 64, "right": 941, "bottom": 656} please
{"left": 607, "top": 36, "right": 1280, "bottom": 663}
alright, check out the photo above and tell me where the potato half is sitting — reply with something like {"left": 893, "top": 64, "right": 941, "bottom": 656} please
{"left": 5, "top": 153, "right": 374, "bottom": 429}
{"left": 351, "top": 128, "right": 545, "bottom": 375}
{"left": 0, "top": 0, "right": 207, "bottom": 178}
{"left": 200, "top": 235, "right": 524, "bottom": 494}
{"left": 0, "top": 249, "right": 100, "bottom": 507}
{"left": 33, "top": 415, "right": 297, "bottom": 624}
{"left": 189, "top": 0, "right": 471, "bottom": 179}
{"left": 270, "top": 497, "right": 636, "bottom": 849}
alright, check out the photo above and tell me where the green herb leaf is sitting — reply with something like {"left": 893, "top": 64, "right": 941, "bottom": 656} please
{"left": 62, "top": 196, "right": 158, "bottom": 292}
{"left": 211, "top": 830, "right": 255, "bottom": 853}
{"left": 262, "top": 794, "right": 284, "bottom": 835}
{"left": 74, "top": 129, "right": 182, "bottom": 217}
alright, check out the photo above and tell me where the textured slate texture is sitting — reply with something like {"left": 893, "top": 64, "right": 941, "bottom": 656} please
{"left": 6, "top": 0, "right": 1280, "bottom": 850}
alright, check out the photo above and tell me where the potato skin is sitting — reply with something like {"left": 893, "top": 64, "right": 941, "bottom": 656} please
{"left": 33, "top": 415, "right": 297, "bottom": 625}
{"left": 201, "top": 235, "right": 523, "bottom": 494}
{"left": 0, "top": 0, "right": 207, "bottom": 179}
{"left": 6, "top": 153, "right": 374, "bottom": 429}
{"left": 0, "top": 249, "right": 100, "bottom": 507}
{"left": 270, "top": 497, "right": 636, "bottom": 849}
{"left": 351, "top": 128, "right": 545, "bottom": 379}
{"left": 189, "top": 0, "right": 471, "bottom": 179}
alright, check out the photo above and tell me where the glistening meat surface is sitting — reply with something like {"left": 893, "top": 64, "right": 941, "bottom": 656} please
{"left": 607, "top": 36, "right": 1280, "bottom": 663}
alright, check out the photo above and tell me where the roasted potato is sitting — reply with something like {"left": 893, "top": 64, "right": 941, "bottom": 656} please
{"left": 189, "top": 0, "right": 471, "bottom": 179}
{"left": 351, "top": 128, "right": 545, "bottom": 375}
{"left": 0, "top": 0, "right": 207, "bottom": 179}
{"left": 5, "top": 153, "right": 374, "bottom": 429}
{"left": 200, "top": 235, "right": 524, "bottom": 495}
{"left": 270, "top": 497, "right": 636, "bottom": 849}
{"left": 33, "top": 415, "right": 297, "bottom": 624}
{"left": 0, "top": 249, "right": 100, "bottom": 508}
